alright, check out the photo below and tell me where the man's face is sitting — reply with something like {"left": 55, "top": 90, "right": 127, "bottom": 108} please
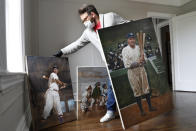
{"left": 87, "top": 88, "right": 92, "bottom": 93}
{"left": 53, "top": 68, "right": 58, "bottom": 74}
{"left": 103, "top": 85, "right": 107, "bottom": 89}
{"left": 80, "top": 12, "right": 95, "bottom": 24}
{"left": 128, "top": 37, "right": 136, "bottom": 48}
{"left": 97, "top": 82, "right": 101, "bottom": 87}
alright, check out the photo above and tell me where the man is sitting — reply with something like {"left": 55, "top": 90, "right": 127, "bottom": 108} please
{"left": 42, "top": 66, "right": 67, "bottom": 121}
{"left": 53, "top": 4, "right": 129, "bottom": 122}
{"left": 100, "top": 83, "right": 108, "bottom": 106}
{"left": 122, "top": 33, "right": 156, "bottom": 116}
{"left": 92, "top": 82, "right": 102, "bottom": 105}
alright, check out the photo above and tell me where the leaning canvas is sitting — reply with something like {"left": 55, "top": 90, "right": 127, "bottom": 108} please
{"left": 98, "top": 18, "right": 173, "bottom": 129}
{"left": 26, "top": 56, "right": 76, "bottom": 130}
{"left": 77, "top": 67, "right": 109, "bottom": 120}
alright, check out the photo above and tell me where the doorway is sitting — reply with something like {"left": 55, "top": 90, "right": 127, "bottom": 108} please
{"left": 160, "top": 25, "right": 173, "bottom": 88}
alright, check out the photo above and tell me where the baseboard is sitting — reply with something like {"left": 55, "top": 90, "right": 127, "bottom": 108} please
{"left": 16, "top": 105, "right": 32, "bottom": 131}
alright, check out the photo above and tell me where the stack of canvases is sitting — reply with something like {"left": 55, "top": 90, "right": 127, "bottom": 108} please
{"left": 26, "top": 18, "right": 173, "bottom": 130}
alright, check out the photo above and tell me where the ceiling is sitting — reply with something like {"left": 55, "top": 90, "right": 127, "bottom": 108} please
{"left": 130, "top": 0, "right": 192, "bottom": 7}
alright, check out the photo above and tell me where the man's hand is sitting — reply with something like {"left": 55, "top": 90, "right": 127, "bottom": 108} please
{"left": 60, "top": 85, "right": 66, "bottom": 89}
{"left": 63, "top": 83, "right": 67, "bottom": 87}
{"left": 60, "top": 83, "right": 67, "bottom": 89}
{"left": 129, "top": 62, "right": 139, "bottom": 69}
{"left": 53, "top": 50, "right": 63, "bottom": 57}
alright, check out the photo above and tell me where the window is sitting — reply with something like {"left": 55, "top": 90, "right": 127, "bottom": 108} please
{"left": 6, "top": 0, "right": 24, "bottom": 72}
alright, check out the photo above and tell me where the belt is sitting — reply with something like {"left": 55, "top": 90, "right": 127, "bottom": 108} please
{"left": 129, "top": 64, "right": 144, "bottom": 69}
{"left": 49, "top": 89, "right": 59, "bottom": 92}
{"left": 53, "top": 89, "right": 59, "bottom": 92}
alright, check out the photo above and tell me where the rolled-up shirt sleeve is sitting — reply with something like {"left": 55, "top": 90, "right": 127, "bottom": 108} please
{"left": 61, "top": 29, "right": 90, "bottom": 55}
{"left": 50, "top": 73, "right": 58, "bottom": 80}
{"left": 112, "top": 12, "right": 130, "bottom": 25}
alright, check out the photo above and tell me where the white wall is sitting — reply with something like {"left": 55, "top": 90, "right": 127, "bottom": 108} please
{"left": 171, "top": 11, "right": 196, "bottom": 91}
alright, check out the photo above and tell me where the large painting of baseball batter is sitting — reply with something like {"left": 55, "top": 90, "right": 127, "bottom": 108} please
{"left": 98, "top": 18, "right": 173, "bottom": 129}
{"left": 26, "top": 56, "right": 76, "bottom": 131}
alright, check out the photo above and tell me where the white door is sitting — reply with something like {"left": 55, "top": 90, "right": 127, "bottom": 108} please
{"left": 171, "top": 11, "right": 196, "bottom": 91}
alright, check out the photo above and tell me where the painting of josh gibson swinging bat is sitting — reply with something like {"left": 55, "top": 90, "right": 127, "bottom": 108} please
{"left": 98, "top": 18, "right": 173, "bottom": 129}
{"left": 26, "top": 56, "right": 76, "bottom": 131}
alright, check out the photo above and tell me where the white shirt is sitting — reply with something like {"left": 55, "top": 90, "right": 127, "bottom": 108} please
{"left": 101, "top": 87, "right": 108, "bottom": 97}
{"left": 61, "top": 12, "right": 129, "bottom": 62}
{"left": 82, "top": 91, "right": 92, "bottom": 102}
{"left": 122, "top": 45, "right": 140, "bottom": 68}
{"left": 48, "top": 72, "right": 59, "bottom": 91}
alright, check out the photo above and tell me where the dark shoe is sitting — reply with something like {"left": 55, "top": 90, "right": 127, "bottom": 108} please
{"left": 141, "top": 111, "right": 146, "bottom": 116}
{"left": 58, "top": 115, "right": 64, "bottom": 123}
{"left": 149, "top": 106, "right": 157, "bottom": 112}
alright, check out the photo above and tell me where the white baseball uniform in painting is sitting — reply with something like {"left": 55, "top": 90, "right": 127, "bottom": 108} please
{"left": 42, "top": 72, "right": 63, "bottom": 119}
{"left": 61, "top": 12, "right": 129, "bottom": 62}
{"left": 122, "top": 45, "right": 150, "bottom": 97}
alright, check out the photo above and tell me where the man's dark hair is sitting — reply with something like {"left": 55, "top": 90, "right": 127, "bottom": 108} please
{"left": 53, "top": 65, "right": 58, "bottom": 69}
{"left": 78, "top": 4, "right": 99, "bottom": 16}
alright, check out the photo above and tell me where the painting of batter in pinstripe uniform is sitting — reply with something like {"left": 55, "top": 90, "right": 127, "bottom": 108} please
{"left": 98, "top": 18, "right": 173, "bottom": 129}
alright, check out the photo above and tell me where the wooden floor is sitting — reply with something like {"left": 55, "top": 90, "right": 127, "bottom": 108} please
{"left": 39, "top": 92, "right": 196, "bottom": 131}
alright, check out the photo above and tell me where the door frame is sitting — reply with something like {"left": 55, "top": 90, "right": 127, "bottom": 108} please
{"left": 157, "top": 20, "right": 170, "bottom": 55}
{"left": 147, "top": 11, "right": 176, "bottom": 91}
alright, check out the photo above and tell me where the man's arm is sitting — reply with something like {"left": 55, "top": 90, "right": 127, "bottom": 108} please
{"left": 54, "top": 30, "right": 90, "bottom": 57}
{"left": 54, "top": 79, "right": 65, "bottom": 86}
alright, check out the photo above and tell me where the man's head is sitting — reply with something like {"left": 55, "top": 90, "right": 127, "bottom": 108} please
{"left": 102, "top": 84, "right": 107, "bottom": 89}
{"left": 87, "top": 85, "right": 92, "bottom": 92}
{"left": 78, "top": 4, "right": 99, "bottom": 28}
{"left": 127, "top": 33, "right": 136, "bottom": 48}
{"left": 53, "top": 65, "right": 59, "bottom": 74}
{"left": 95, "top": 82, "right": 101, "bottom": 87}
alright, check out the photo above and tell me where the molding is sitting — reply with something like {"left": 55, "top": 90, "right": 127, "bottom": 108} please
{"left": 16, "top": 114, "right": 29, "bottom": 131}
{"left": 131, "top": 0, "right": 192, "bottom": 7}
{"left": 147, "top": 12, "right": 176, "bottom": 19}
{"left": 0, "top": 74, "right": 24, "bottom": 93}
{"left": 0, "top": 85, "right": 24, "bottom": 114}
{"left": 156, "top": 20, "right": 170, "bottom": 55}
{"left": 169, "top": 19, "right": 176, "bottom": 91}
{"left": 0, "top": 74, "right": 25, "bottom": 114}
{"left": 16, "top": 104, "right": 31, "bottom": 131}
